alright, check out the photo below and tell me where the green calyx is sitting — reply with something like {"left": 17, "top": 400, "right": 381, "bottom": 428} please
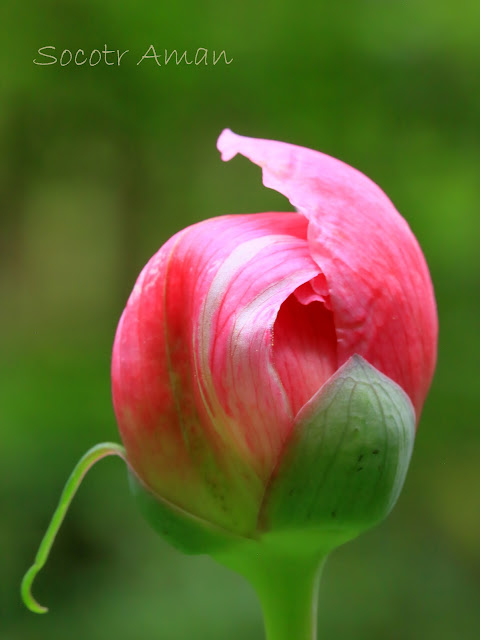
{"left": 128, "top": 471, "right": 249, "bottom": 554}
{"left": 260, "top": 354, "right": 416, "bottom": 541}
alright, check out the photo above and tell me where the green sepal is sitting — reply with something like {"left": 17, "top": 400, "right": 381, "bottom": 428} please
{"left": 128, "top": 471, "right": 249, "bottom": 555}
{"left": 21, "top": 442, "right": 127, "bottom": 614}
{"left": 260, "top": 355, "right": 415, "bottom": 541}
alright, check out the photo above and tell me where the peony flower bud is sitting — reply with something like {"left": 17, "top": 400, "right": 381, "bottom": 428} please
{"left": 111, "top": 130, "right": 437, "bottom": 554}
{"left": 22, "top": 132, "right": 438, "bottom": 633}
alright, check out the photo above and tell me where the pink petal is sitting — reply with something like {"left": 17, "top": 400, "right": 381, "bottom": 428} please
{"left": 273, "top": 292, "right": 337, "bottom": 417}
{"left": 217, "top": 130, "right": 438, "bottom": 418}
{"left": 112, "top": 212, "right": 330, "bottom": 532}
{"left": 187, "top": 214, "right": 322, "bottom": 469}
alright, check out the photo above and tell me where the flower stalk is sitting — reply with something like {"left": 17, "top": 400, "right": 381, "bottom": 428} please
{"left": 255, "top": 557, "right": 323, "bottom": 640}
{"left": 216, "top": 538, "right": 328, "bottom": 640}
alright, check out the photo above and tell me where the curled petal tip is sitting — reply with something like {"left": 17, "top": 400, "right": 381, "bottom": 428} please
{"left": 217, "top": 128, "right": 243, "bottom": 161}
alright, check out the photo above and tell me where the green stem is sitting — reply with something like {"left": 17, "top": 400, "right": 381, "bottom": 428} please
{"left": 21, "top": 442, "right": 127, "bottom": 614}
{"left": 216, "top": 542, "right": 327, "bottom": 640}
{"left": 253, "top": 554, "right": 325, "bottom": 640}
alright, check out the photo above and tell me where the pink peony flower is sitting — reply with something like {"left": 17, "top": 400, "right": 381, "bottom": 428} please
{"left": 111, "top": 130, "right": 437, "bottom": 539}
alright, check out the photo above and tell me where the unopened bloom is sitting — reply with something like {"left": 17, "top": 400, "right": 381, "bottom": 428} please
{"left": 111, "top": 131, "right": 437, "bottom": 547}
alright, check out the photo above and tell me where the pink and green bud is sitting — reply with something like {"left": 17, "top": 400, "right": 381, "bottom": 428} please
{"left": 111, "top": 130, "right": 437, "bottom": 552}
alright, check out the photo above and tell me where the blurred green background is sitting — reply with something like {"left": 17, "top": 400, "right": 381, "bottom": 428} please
{"left": 2, "top": 1, "right": 479, "bottom": 638}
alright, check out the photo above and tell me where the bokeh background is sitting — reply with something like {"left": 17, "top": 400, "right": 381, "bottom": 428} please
{"left": 2, "top": 1, "right": 479, "bottom": 639}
